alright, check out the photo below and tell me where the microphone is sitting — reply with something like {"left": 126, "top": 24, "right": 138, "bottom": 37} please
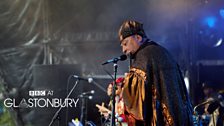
{"left": 82, "top": 90, "right": 95, "bottom": 95}
{"left": 102, "top": 55, "right": 127, "bottom": 65}
{"left": 73, "top": 75, "right": 93, "bottom": 83}
{"left": 78, "top": 90, "right": 95, "bottom": 99}
{"left": 79, "top": 95, "right": 93, "bottom": 100}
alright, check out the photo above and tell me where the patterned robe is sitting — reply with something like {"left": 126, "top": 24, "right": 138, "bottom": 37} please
{"left": 122, "top": 41, "right": 194, "bottom": 126}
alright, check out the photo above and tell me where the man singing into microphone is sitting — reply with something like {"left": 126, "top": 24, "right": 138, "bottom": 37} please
{"left": 118, "top": 20, "right": 193, "bottom": 126}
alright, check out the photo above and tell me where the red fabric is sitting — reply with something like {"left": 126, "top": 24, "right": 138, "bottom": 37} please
{"left": 116, "top": 77, "right": 124, "bottom": 84}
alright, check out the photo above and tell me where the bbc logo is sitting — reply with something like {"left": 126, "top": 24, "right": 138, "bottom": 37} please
{"left": 29, "top": 91, "right": 46, "bottom": 96}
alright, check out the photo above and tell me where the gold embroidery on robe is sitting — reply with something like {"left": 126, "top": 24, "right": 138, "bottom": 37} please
{"left": 129, "top": 68, "right": 146, "bottom": 80}
{"left": 123, "top": 67, "right": 146, "bottom": 121}
{"left": 161, "top": 103, "right": 174, "bottom": 125}
{"left": 124, "top": 67, "right": 174, "bottom": 125}
{"left": 151, "top": 86, "right": 174, "bottom": 126}
{"left": 152, "top": 86, "right": 157, "bottom": 126}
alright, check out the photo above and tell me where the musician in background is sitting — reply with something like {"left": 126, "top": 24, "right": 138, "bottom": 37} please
{"left": 201, "top": 81, "right": 219, "bottom": 126}
{"left": 96, "top": 77, "right": 127, "bottom": 126}
{"left": 216, "top": 90, "right": 224, "bottom": 126}
{"left": 206, "top": 89, "right": 224, "bottom": 126}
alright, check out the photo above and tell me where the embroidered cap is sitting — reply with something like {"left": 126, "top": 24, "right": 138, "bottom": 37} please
{"left": 118, "top": 20, "right": 147, "bottom": 42}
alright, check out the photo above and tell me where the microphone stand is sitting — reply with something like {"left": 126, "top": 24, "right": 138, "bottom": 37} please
{"left": 110, "top": 62, "right": 118, "bottom": 126}
{"left": 48, "top": 79, "right": 80, "bottom": 126}
{"left": 80, "top": 96, "right": 88, "bottom": 125}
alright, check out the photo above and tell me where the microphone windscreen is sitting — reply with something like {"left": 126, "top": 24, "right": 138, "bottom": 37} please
{"left": 119, "top": 55, "right": 127, "bottom": 61}
{"left": 207, "top": 101, "right": 220, "bottom": 114}
{"left": 88, "top": 78, "right": 93, "bottom": 83}
{"left": 90, "top": 90, "right": 95, "bottom": 94}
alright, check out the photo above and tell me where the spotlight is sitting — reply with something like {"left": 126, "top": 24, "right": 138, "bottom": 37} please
{"left": 214, "top": 38, "right": 223, "bottom": 47}
{"left": 204, "top": 16, "right": 217, "bottom": 28}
